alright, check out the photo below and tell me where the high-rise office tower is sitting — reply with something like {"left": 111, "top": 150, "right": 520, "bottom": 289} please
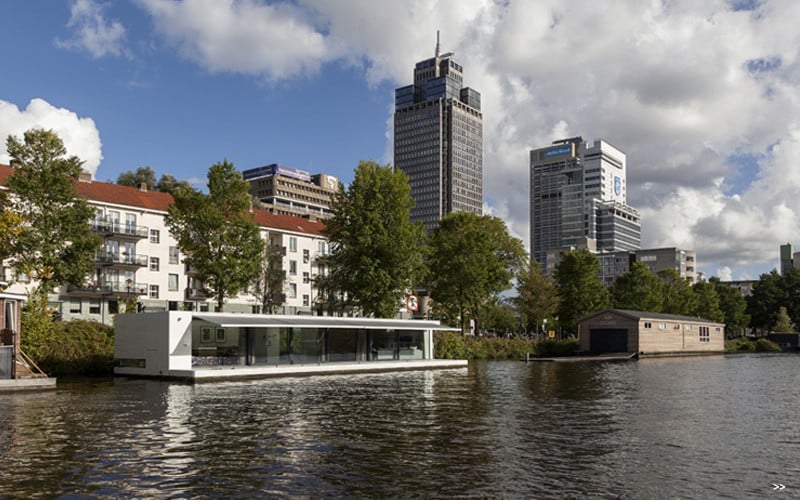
{"left": 394, "top": 33, "right": 483, "bottom": 230}
{"left": 530, "top": 137, "right": 641, "bottom": 273}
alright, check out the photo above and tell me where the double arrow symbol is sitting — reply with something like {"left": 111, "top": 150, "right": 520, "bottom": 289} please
{"left": 773, "top": 483, "right": 786, "bottom": 491}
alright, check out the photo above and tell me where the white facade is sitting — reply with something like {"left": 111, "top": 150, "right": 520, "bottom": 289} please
{"left": 0, "top": 166, "right": 330, "bottom": 323}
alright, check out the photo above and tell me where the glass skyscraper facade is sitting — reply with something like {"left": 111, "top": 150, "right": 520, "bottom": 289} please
{"left": 530, "top": 137, "right": 641, "bottom": 273}
{"left": 394, "top": 40, "right": 483, "bottom": 230}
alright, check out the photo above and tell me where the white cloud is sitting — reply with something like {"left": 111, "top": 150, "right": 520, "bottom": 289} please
{"left": 0, "top": 99, "right": 103, "bottom": 176}
{"left": 137, "top": 0, "right": 330, "bottom": 81}
{"left": 129, "top": 0, "right": 800, "bottom": 279}
{"left": 56, "top": 0, "right": 129, "bottom": 58}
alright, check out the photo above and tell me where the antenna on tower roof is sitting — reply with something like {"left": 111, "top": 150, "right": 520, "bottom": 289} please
{"left": 435, "top": 30, "right": 440, "bottom": 57}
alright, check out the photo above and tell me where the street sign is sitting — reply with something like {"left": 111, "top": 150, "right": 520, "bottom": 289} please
{"left": 406, "top": 295, "right": 418, "bottom": 312}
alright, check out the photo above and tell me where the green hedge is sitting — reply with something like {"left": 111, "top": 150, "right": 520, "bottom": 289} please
{"left": 724, "top": 336, "right": 782, "bottom": 353}
{"left": 433, "top": 331, "right": 579, "bottom": 359}
{"left": 22, "top": 319, "right": 115, "bottom": 376}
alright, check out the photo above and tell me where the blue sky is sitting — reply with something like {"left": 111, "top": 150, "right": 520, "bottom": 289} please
{"left": 2, "top": 0, "right": 800, "bottom": 281}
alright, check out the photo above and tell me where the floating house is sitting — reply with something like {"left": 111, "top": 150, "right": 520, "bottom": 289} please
{"left": 114, "top": 311, "right": 466, "bottom": 380}
{"left": 0, "top": 292, "right": 55, "bottom": 391}
{"left": 579, "top": 309, "right": 725, "bottom": 356}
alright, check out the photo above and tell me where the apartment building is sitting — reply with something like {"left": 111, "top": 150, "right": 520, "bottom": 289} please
{"left": 0, "top": 165, "right": 330, "bottom": 324}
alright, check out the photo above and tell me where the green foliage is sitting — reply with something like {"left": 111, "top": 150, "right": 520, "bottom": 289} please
{"left": 512, "top": 260, "right": 559, "bottom": 335}
{"left": 165, "top": 160, "right": 265, "bottom": 311}
{"left": 773, "top": 306, "right": 794, "bottom": 333}
{"left": 433, "top": 331, "right": 469, "bottom": 359}
{"left": 709, "top": 277, "right": 750, "bottom": 336}
{"left": 657, "top": 269, "right": 696, "bottom": 315}
{"left": 20, "top": 292, "right": 59, "bottom": 361}
{"left": 27, "top": 319, "right": 114, "bottom": 376}
{"left": 428, "top": 212, "right": 526, "bottom": 334}
{"left": 724, "top": 336, "right": 782, "bottom": 353}
{"left": 691, "top": 281, "right": 724, "bottom": 322}
{"left": 116, "top": 167, "right": 191, "bottom": 195}
{"left": 532, "top": 337, "right": 580, "bottom": 357}
{"left": 5, "top": 129, "right": 102, "bottom": 296}
{"left": 116, "top": 166, "right": 157, "bottom": 190}
{"left": 747, "top": 270, "right": 785, "bottom": 333}
{"left": 554, "top": 249, "right": 609, "bottom": 334}
{"left": 251, "top": 238, "right": 286, "bottom": 313}
{"left": 611, "top": 262, "right": 663, "bottom": 312}
{"left": 323, "top": 161, "right": 427, "bottom": 318}
{"left": 480, "top": 298, "right": 520, "bottom": 335}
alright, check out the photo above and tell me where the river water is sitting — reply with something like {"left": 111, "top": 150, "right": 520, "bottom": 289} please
{"left": 1, "top": 354, "right": 799, "bottom": 499}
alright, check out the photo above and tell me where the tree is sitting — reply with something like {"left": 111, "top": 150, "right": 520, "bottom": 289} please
{"left": 322, "top": 161, "right": 427, "bottom": 318}
{"left": 657, "top": 269, "right": 696, "bottom": 316}
{"left": 116, "top": 166, "right": 157, "bottom": 190}
{"left": 511, "top": 260, "right": 559, "bottom": 337}
{"left": 611, "top": 262, "right": 663, "bottom": 312}
{"left": 691, "top": 281, "right": 724, "bottom": 322}
{"left": 250, "top": 235, "right": 286, "bottom": 313}
{"left": 747, "top": 270, "right": 784, "bottom": 334}
{"left": 773, "top": 306, "right": 794, "bottom": 333}
{"left": 155, "top": 173, "right": 192, "bottom": 196}
{"left": 554, "top": 248, "right": 609, "bottom": 334}
{"left": 5, "top": 129, "right": 101, "bottom": 297}
{"left": 165, "top": 160, "right": 265, "bottom": 311}
{"left": 428, "top": 212, "right": 526, "bottom": 335}
{"left": 709, "top": 277, "right": 749, "bottom": 336}
{"left": 480, "top": 298, "right": 519, "bottom": 336}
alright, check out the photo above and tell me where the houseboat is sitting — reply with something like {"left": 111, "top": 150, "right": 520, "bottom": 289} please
{"left": 115, "top": 311, "right": 466, "bottom": 380}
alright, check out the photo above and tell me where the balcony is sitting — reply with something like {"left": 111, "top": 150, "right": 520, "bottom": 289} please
{"left": 67, "top": 281, "right": 148, "bottom": 297}
{"left": 185, "top": 287, "right": 209, "bottom": 300}
{"left": 96, "top": 252, "right": 149, "bottom": 268}
{"left": 91, "top": 220, "right": 149, "bottom": 240}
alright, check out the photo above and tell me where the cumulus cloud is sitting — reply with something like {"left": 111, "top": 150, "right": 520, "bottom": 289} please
{"left": 0, "top": 99, "right": 103, "bottom": 176}
{"left": 56, "top": 0, "right": 129, "bottom": 58}
{"left": 137, "top": 0, "right": 330, "bottom": 81}
{"left": 129, "top": 0, "right": 800, "bottom": 279}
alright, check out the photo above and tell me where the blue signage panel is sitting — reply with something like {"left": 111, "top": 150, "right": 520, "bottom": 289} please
{"left": 614, "top": 176, "right": 622, "bottom": 196}
{"left": 544, "top": 145, "right": 572, "bottom": 158}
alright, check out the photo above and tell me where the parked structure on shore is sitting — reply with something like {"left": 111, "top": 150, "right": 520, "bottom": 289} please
{"left": 579, "top": 309, "right": 725, "bottom": 356}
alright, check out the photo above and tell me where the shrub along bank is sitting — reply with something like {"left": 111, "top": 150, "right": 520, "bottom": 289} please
{"left": 21, "top": 319, "right": 115, "bottom": 377}
{"left": 434, "top": 331, "right": 579, "bottom": 360}
{"left": 725, "top": 336, "right": 782, "bottom": 353}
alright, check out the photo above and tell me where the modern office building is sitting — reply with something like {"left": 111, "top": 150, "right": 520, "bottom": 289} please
{"left": 530, "top": 136, "right": 641, "bottom": 272}
{"left": 394, "top": 33, "right": 483, "bottom": 230}
{"left": 243, "top": 164, "right": 339, "bottom": 220}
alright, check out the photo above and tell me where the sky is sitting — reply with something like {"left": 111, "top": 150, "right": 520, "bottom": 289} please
{"left": 1, "top": 0, "right": 799, "bottom": 281}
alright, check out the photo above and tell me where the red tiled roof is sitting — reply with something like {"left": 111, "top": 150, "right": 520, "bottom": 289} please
{"left": 0, "top": 164, "right": 326, "bottom": 236}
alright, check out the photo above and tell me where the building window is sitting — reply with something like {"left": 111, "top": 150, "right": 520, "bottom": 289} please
{"left": 150, "top": 257, "right": 160, "bottom": 271}
{"left": 303, "top": 249, "right": 310, "bottom": 263}
{"left": 289, "top": 283, "right": 297, "bottom": 298}
{"left": 89, "top": 299, "right": 101, "bottom": 315}
{"left": 149, "top": 285, "right": 159, "bottom": 299}
{"left": 303, "top": 294, "right": 309, "bottom": 307}
{"left": 150, "top": 229, "right": 160, "bottom": 243}
{"left": 658, "top": 323, "right": 667, "bottom": 330}
{"left": 699, "top": 326, "right": 710, "bottom": 343}
{"left": 70, "top": 299, "right": 81, "bottom": 314}
{"left": 303, "top": 272, "right": 310, "bottom": 284}
{"left": 169, "top": 246, "right": 179, "bottom": 264}
{"left": 644, "top": 322, "right": 652, "bottom": 329}
{"left": 168, "top": 274, "right": 179, "bottom": 291}
{"left": 318, "top": 241, "right": 327, "bottom": 255}
{"left": 289, "top": 237, "right": 297, "bottom": 252}
{"left": 289, "top": 260, "right": 297, "bottom": 275}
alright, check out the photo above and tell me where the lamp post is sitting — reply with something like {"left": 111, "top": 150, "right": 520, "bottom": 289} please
{"left": 542, "top": 318, "right": 547, "bottom": 339}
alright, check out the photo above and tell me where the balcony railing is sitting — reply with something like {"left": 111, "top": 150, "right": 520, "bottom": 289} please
{"left": 96, "top": 252, "right": 149, "bottom": 267}
{"left": 91, "top": 220, "right": 149, "bottom": 239}
{"left": 67, "top": 281, "right": 148, "bottom": 296}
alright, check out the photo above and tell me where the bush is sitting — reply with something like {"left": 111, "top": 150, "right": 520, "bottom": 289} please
{"left": 725, "top": 336, "right": 782, "bottom": 353}
{"left": 23, "top": 317, "right": 114, "bottom": 376}
{"left": 532, "top": 337, "right": 580, "bottom": 357}
{"left": 433, "top": 331, "right": 579, "bottom": 360}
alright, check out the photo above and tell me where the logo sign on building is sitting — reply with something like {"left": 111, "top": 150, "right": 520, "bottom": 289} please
{"left": 614, "top": 176, "right": 622, "bottom": 196}
{"left": 406, "top": 295, "right": 419, "bottom": 312}
{"left": 544, "top": 145, "right": 572, "bottom": 158}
